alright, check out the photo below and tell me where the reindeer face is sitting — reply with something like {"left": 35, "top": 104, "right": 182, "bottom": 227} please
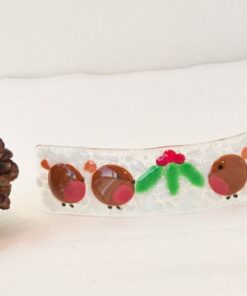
{"left": 48, "top": 164, "right": 86, "bottom": 203}
{"left": 91, "top": 164, "right": 135, "bottom": 207}
{"left": 209, "top": 154, "right": 247, "bottom": 196}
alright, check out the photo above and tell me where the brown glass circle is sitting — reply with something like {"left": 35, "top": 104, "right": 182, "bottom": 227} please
{"left": 92, "top": 164, "right": 135, "bottom": 206}
{"left": 209, "top": 154, "right": 247, "bottom": 195}
{"left": 48, "top": 164, "right": 84, "bottom": 202}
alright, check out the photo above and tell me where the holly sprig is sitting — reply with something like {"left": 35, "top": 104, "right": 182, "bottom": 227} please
{"left": 136, "top": 150, "right": 204, "bottom": 196}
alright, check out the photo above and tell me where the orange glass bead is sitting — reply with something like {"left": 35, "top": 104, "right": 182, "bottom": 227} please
{"left": 84, "top": 160, "right": 97, "bottom": 173}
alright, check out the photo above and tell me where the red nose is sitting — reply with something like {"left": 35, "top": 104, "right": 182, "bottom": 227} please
{"left": 208, "top": 175, "right": 230, "bottom": 195}
{"left": 112, "top": 184, "right": 134, "bottom": 205}
{"left": 63, "top": 180, "right": 86, "bottom": 203}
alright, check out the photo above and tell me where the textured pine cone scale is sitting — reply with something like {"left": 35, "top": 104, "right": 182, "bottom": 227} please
{"left": 0, "top": 139, "right": 19, "bottom": 210}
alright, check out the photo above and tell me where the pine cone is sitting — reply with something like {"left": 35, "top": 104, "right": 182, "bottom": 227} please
{"left": 0, "top": 139, "right": 19, "bottom": 210}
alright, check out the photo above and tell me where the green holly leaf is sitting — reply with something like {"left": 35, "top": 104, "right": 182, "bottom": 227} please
{"left": 164, "top": 163, "right": 180, "bottom": 195}
{"left": 179, "top": 162, "right": 204, "bottom": 187}
{"left": 135, "top": 165, "right": 163, "bottom": 193}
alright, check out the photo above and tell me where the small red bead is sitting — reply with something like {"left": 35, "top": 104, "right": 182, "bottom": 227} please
{"left": 156, "top": 150, "right": 177, "bottom": 166}
{"left": 165, "top": 150, "right": 176, "bottom": 158}
{"left": 175, "top": 153, "right": 185, "bottom": 164}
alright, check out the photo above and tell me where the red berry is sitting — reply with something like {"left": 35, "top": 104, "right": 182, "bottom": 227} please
{"left": 156, "top": 150, "right": 177, "bottom": 166}
{"left": 156, "top": 156, "right": 165, "bottom": 166}
{"left": 175, "top": 153, "right": 185, "bottom": 164}
{"left": 165, "top": 150, "right": 176, "bottom": 158}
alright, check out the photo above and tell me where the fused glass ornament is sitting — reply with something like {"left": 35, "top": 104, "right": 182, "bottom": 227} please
{"left": 37, "top": 132, "right": 247, "bottom": 217}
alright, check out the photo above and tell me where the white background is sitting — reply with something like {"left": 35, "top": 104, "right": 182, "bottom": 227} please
{"left": 0, "top": 60, "right": 247, "bottom": 295}
{"left": 0, "top": 0, "right": 247, "bottom": 77}
{"left": 1, "top": 1, "right": 247, "bottom": 295}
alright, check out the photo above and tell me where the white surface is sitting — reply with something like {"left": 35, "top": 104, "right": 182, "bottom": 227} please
{"left": 0, "top": 0, "right": 247, "bottom": 77}
{"left": 0, "top": 60, "right": 247, "bottom": 295}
